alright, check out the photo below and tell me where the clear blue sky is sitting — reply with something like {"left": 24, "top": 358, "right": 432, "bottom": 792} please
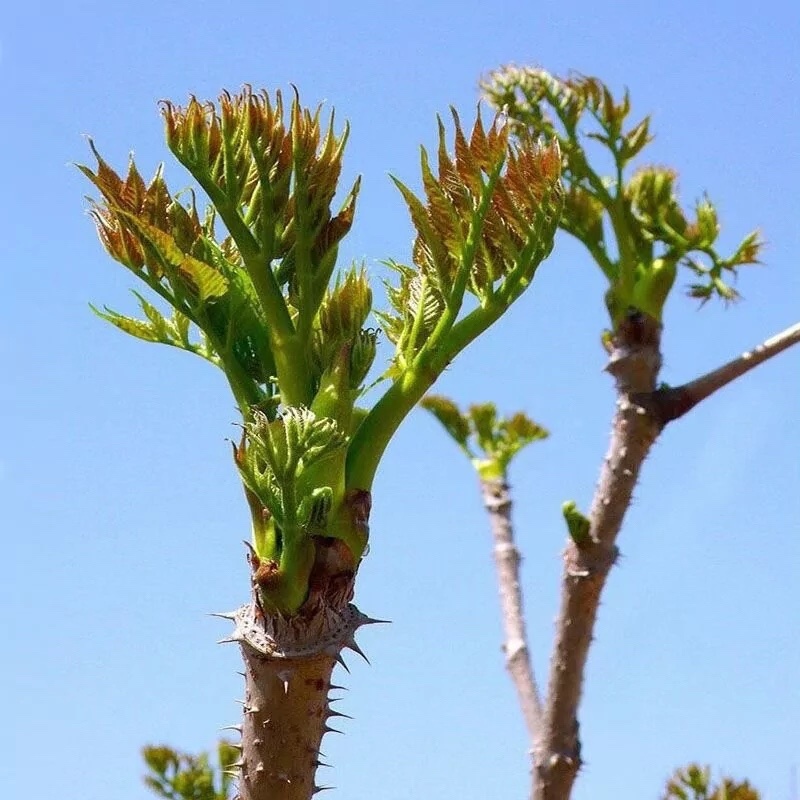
{"left": 3, "top": 2, "right": 799, "bottom": 799}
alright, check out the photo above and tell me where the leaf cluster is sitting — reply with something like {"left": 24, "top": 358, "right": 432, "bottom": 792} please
{"left": 231, "top": 406, "right": 352, "bottom": 610}
{"left": 482, "top": 67, "right": 762, "bottom": 321}
{"left": 83, "top": 87, "right": 566, "bottom": 611}
{"left": 81, "top": 88, "right": 364, "bottom": 414}
{"left": 662, "top": 764, "right": 761, "bottom": 800}
{"left": 377, "top": 110, "right": 563, "bottom": 376}
{"left": 142, "top": 742, "right": 238, "bottom": 800}
{"left": 421, "top": 395, "right": 548, "bottom": 479}
{"left": 235, "top": 407, "right": 347, "bottom": 535}
{"left": 161, "top": 87, "right": 360, "bottom": 335}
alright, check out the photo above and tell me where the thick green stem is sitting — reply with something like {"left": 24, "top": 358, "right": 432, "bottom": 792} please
{"left": 345, "top": 369, "right": 435, "bottom": 491}
{"left": 607, "top": 180, "right": 637, "bottom": 305}
{"left": 429, "top": 300, "right": 505, "bottom": 373}
{"left": 193, "top": 179, "right": 313, "bottom": 405}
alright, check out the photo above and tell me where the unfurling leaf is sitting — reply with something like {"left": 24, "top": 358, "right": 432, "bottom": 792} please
{"left": 421, "top": 395, "right": 471, "bottom": 451}
{"left": 423, "top": 395, "right": 548, "bottom": 479}
{"left": 375, "top": 260, "right": 446, "bottom": 367}
{"left": 620, "top": 116, "right": 652, "bottom": 161}
{"left": 380, "top": 109, "right": 562, "bottom": 375}
{"left": 90, "top": 296, "right": 221, "bottom": 366}
{"left": 120, "top": 215, "right": 229, "bottom": 301}
{"left": 238, "top": 408, "right": 348, "bottom": 495}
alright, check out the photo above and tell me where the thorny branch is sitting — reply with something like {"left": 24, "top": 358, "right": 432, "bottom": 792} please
{"left": 532, "top": 311, "right": 663, "bottom": 800}
{"left": 522, "top": 316, "right": 800, "bottom": 800}
{"left": 480, "top": 478, "right": 543, "bottom": 748}
{"left": 648, "top": 321, "right": 800, "bottom": 424}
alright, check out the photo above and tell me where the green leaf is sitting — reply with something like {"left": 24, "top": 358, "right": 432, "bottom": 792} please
{"left": 132, "top": 291, "right": 171, "bottom": 339}
{"left": 469, "top": 403, "right": 498, "bottom": 453}
{"left": 90, "top": 304, "right": 162, "bottom": 343}
{"left": 179, "top": 253, "right": 229, "bottom": 300}
{"left": 619, "top": 116, "right": 652, "bottom": 161}
{"left": 119, "top": 213, "right": 229, "bottom": 300}
{"left": 173, "top": 309, "right": 192, "bottom": 347}
{"left": 421, "top": 395, "right": 471, "bottom": 450}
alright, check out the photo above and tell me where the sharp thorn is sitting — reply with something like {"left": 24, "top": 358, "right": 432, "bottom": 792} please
{"left": 277, "top": 669, "right": 292, "bottom": 695}
{"left": 313, "top": 785, "right": 335, "bottom": 794}
{"left": 345, "top": 638, "right": 370, "bottom": 664}
{"left": 326, "top": 709, "right": 353, "bottom": 720}
{"left": 357, "top": 613, "right": 391, "bottom": 626}
{"left": 243, "top": 540, "right": 257, "bottom": 556}
{"left": 323, "top": 725, "right": 343, "bottom": 735}
{"left": 231, "top": 759, "right": 245, "bottom": 769}
{"left": 217, "top": 637, "right": 242, "bottom": 645}
{"left": 221, "top": 724, "right": 243, "bottom": 734}
{"left": 315, "top": 758, "right": 332, "bottom": 768}
{"left": 328, "top": 684, "right": 348, "bottom": 691}
{"left": 237, "top": 671, "right": 246, "bottom": 678}
{"left": 209, "top": 611, "right": 238, "bottom": 621}
{"left": 334, "top": 653, "right": 350, "bottom": 673}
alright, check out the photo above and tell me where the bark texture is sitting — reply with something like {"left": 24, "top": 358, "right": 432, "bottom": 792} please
{"left": 649, "top": 320, "right": 800, "bottom": 424}
{"left": 217, "top": 602, "right": 375, "bottom": 800}
{"left": 239, "top": 647, "right": 336, "bottom": 800}
{"left": 480, "top": 478, "right": 543, "bottom": 746}
{"left": 533, "top": 312, "right": 664, "bottom": 800}
{"left": 530, "top": 316, "right": 800, "bottom": 800}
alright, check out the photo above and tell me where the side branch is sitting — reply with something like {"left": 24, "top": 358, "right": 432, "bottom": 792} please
{"left": 651, "top": 321, "right": 800, "bottom": 424}
{"left": 534, "top": 312, "right": 664, "bottom": 800}
{"left": 480, "top": 478, "right": 543, "bottom": 747}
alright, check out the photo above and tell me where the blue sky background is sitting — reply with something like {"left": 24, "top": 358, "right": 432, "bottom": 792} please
{"left": 2, "top": 1, "right": 799, "bottom": 798}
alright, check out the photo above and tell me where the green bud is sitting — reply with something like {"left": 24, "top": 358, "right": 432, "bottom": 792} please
{"left": 319, "top": 267, "right": 372, "bottom": 343}
{"left": 562, "top": 186, "right": 605, "bottom": 248}
{"left": 562, "top": 500, "right": 591, "bottom": 547}
{"left": 619, "top": 116, "right": 652, "bottom": 161}
{"left": 349, "top": 328, "right": 377, "bottom": 389}
{"left": 161, "top": 96, "right": 222, "bottom": 178}
{"left": 628, "top": 166, "right": 678, "bottom": 222}
{"left": 310, "top": 345, "right": 354, "bottom": 430}
{"left": 693, "top": 198, "right": 719, "bottom": 248}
